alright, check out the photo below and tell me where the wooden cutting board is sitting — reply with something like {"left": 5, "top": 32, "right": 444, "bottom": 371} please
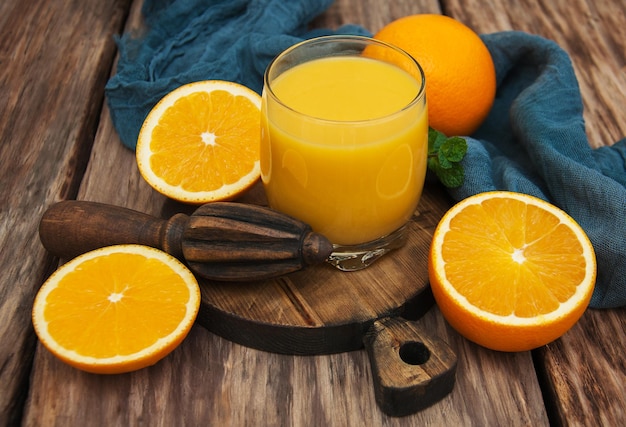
{"left": 196, "top": 182, "right": 458, "bottom": 416}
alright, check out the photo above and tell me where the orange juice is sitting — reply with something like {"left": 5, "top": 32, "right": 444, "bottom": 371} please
{"left": 261, "top": 52, "right": 427, "bottom": 246}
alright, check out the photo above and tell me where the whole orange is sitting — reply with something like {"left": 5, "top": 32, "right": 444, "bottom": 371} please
{"left": 373, "top": 14, "right": 496, "bottom": 136}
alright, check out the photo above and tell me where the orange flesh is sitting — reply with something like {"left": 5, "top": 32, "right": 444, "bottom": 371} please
{"left": 43, "top": 253, "right": 192, "bottom": 358}
{"left": 441, "top": 198, "right": 586, "bottom": 317}
{"left": 150, "top": 90, "right": 260, "bottom": 192}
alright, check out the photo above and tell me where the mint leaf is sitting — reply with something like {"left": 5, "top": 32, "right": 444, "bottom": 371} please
{"left": 427, "top": 128, "right": 467, "bottom": 188}
{"left": 428, "top": 128, "right": 447, "bottom": 153}
{"left": 434, "top": 162, "right": 465, "bottom": 188}
{"left": 437, "top": 150, "right": 453, "bottom": 169}
{"left": 440, "top": 136, "right": 467, "bottom": 163}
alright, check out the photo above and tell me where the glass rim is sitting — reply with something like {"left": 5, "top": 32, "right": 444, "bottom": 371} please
{"left": 263, "top": 35, "right": 426, "bottom": 125}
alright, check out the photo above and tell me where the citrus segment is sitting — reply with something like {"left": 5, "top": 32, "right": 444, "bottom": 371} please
{"left": 373, "top": 14, "right": 496, "bottom": 136}
{"left": 428, "top": 191, "right": 596, "bottom": 352}
{"left": 32, "top": 245, "right": 201, "bottom": 374}
{"left": 137, "top": 80, "right": 262, "bottom": 204}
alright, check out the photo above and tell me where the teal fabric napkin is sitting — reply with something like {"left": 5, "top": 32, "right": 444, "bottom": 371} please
{"left": 105, "top": 0, "right": 626, "bottom": 309}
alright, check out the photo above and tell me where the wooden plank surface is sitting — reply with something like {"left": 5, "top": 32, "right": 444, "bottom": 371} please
{"left": 1, "top": 0, "right": 622, "bottom": 425}
{"left": 0, "top": 0, "right": 132, "bottom": 425}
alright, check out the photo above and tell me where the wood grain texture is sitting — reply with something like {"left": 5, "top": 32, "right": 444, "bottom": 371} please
{"left": 7, "top": 0, "right": 624, "bottom": 425}
{"left": 364, "top": 317, "right": 457, "bottom": 416}
{"left": 0, "top": 0, "right": 131, "bottom": 425}
{"left": 536, "top": 308, "right": 626, "bottom": 425}
{"left": 37, "top": 200, "right": 333, "bottom": 280}
{"left": 310, "top": 0, "right": 441, "bottom": 33}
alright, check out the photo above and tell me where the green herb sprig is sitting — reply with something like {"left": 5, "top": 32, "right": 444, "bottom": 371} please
{"left": 427, "top": 127, "right": 468, "bottom": 188}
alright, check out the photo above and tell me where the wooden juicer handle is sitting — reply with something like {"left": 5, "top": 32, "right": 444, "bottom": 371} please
{"left": 39, "top": 201, "right": 333, "bottom": 281}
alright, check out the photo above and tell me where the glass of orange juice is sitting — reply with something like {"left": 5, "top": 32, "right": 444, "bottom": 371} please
{"left": 260, "top": 36, "right": 428, "bottom": 271}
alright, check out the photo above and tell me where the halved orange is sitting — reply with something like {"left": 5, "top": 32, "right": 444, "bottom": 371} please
{"left": 32, "top": 245, "right": 201, "bottom": 374}
{"left": 428, "top": 191, "right": 596, "bottom": 352}
{"left": 136, "top": 80, "right": 262, "bottom": 204}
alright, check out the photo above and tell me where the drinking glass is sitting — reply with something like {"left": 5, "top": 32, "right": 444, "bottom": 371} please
{"left": 260, "top": 35, "right": 428, "bottom": 271}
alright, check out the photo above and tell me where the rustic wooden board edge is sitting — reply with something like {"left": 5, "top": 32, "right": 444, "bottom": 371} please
{"left": 196, "top": 281, "right": 435, "bottom": 355}
{"left": 364, "top": 316, "right": 458, "bottom": 417}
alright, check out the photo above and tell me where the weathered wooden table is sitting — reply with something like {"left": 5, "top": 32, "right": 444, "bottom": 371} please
{"left": 2, "top": 0, "right": 625, "bottom": 425}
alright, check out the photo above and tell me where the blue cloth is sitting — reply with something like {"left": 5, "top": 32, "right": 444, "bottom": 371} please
{"left": 105, "top": 0, "right": 367, "bottom": 149}
{"left": 105, "top": 1, "right": 626, "bottom": 309}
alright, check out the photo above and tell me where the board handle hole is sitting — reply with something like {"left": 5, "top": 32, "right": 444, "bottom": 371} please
{"left": 399, "top": 341, "right": 430, "bottom": 365}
